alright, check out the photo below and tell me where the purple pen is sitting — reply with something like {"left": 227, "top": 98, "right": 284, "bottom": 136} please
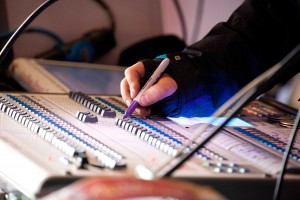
{"left": 123, "top": 58, "right": 170, "bottom": 119}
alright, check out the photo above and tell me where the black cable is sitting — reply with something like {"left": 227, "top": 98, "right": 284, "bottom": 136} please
{"left": 273, "top": 107, "right": 300, "bottom": 200}
{"left": 93, "top": 0, "right": 116, "bottom": 32}
{"left": 173, "top": 0, "right": 188, "bottom": 43}
{"left": 0, "top": 0, "right": 58, "bottom": 74}
{"left": 35, "top": 0, "right": 116, "bottom": 62}
{"left": 1, "top": 0, "right": 116, "bottom": 65}
{"left": 0, "top": 27, "right": 64, "bottom": 46}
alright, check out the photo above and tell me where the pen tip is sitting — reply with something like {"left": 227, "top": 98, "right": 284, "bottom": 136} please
{"left": 123, "top": 111, "right": 129, "bottom": 119}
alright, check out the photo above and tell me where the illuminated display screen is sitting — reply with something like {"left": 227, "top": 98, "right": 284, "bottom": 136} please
{"left": 169, "top": 116, "right": 253, "bottom": 127}
{"left": 43, "top": 63, "right": 124, "bottom": 95}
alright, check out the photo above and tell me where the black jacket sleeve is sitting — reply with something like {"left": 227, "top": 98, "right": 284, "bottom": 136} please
{"left": 141, "top": 0, "right": 300, "bottom": 117}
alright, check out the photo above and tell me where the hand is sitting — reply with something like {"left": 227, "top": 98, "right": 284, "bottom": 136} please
{"left": 120, "top": 61, "right": 178, "bottom": 117}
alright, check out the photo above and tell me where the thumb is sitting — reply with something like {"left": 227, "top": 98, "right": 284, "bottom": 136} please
{"left": 139, "top": 74, "right": 177, "bottom": 106}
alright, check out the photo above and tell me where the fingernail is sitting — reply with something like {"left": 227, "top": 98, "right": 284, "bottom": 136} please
{"left": 125, "top": 99, "right": 131, "bottom": 106}
{"left": 130, "top": 88, "right": 135, "bottom": 98}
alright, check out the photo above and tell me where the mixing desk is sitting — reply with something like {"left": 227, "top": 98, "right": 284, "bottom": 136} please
{"left": 0, "top": 92, "right": 299, "bottom": 199}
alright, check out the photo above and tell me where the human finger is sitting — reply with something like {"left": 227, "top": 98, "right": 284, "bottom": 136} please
{"left": 124, "top": 62, "right": 145, "bottom": 98}
{"left": 120, "top": 62, "right": 145, "bottom": 104}
{"left": 138, "top": 73, "right": 178, "bottom": 107}
{"left": 120, "top": 77, "right": 132, "bottom": 106}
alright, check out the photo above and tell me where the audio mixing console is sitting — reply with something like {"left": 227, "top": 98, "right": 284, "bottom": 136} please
{"left": 0, "top": 92, "right": 299, "bottom": 199}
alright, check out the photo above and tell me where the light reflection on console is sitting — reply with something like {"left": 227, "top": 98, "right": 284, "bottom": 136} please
{"left": 168, "top": 116, "right": 253, "bottom": 127}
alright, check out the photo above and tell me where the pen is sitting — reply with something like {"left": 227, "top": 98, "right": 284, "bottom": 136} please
{"left": 123, "top": 58, "right": 170, "bottom": 119}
